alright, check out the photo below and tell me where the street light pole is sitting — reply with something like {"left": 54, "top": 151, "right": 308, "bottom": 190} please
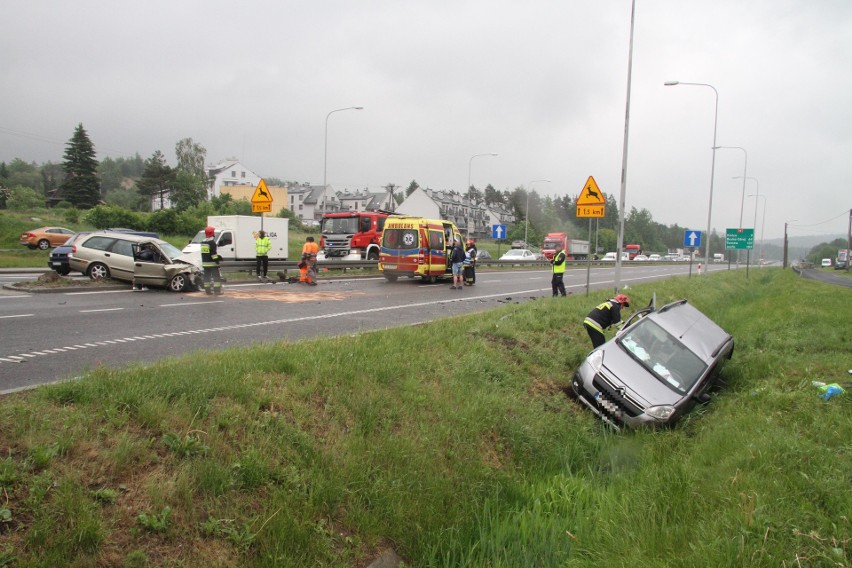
{"left": 664, "top": 81, "right": 718, "bottom": 273}
{"left": 467, "top": 153, "right": 498, "bottom": 194}
{"left": 323, "top": 106, "right": 363, "bottom": 214}
{"left": 748, "top": 193, "right": 766, "bottom": 266}
{"left": 783, "top": 219, "right": 797, "bottom": 269}
{"left": 714, "top": 146, "right": 747, "bottom": 266}
{"left": 524, "top": 179, "right": 551, "bottom": 248}
{"left": 735, "top": 175, "right": 759, "bottom": 266}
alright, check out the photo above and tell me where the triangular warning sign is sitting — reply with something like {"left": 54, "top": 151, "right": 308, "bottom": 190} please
{"left": 576, "top": 176, "right": 606, "bottom": 205}
{"left": 251, "top": 179, "right": 273, "bottom": 204}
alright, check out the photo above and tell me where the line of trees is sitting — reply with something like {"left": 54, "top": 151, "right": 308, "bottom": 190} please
{"left": 0, "top": 124, "right": 744, "bottom": 258}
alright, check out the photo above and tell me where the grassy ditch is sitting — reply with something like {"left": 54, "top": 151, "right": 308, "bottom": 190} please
{"left": 0, "top": 269, "right": 849, "bottom": 567}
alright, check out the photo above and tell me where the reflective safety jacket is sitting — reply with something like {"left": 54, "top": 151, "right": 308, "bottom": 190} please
{"left": 302, "top": 241, "right": 319, "bottom": 259}
{"left": 201, "top": 238, "right": 220, "bottom": 267}
{"left": 255, "top": 236, "right": 271, "bottom": 256}
{"left": 551, "top": 250, "right": 566, "bottom": 274}
{"left": 583, "top": 299, "right": 622, "bottom": 333}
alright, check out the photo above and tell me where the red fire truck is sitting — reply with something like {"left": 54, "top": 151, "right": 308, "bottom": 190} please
{"left": 318, "top": 211, "right": 389, "bottom": 261}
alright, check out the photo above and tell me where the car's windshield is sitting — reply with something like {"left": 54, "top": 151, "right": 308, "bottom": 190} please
{"left": 321, "top": 217, "right": 358, "bottom": 234}
{"left": 157, "top": 242, "right": 186, "bottom": 260}
{"left": 618, "top": 318, "right": 706, "bottom": 394}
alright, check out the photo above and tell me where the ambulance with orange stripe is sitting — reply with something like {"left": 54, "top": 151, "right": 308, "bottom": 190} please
{"left": 379, "top": 217, "right": 462, "bottom": 282}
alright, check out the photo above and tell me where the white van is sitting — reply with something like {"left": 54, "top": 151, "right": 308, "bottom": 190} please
{"left": 601, "top": 252, "right": 617, "bottom": 261}
{"left": 821, "top": 258, "right": 832, "bottom": 267}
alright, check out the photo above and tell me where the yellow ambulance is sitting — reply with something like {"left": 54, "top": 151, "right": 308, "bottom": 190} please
{"left": 378, "top": 217, "right": 462, "bottom": 282}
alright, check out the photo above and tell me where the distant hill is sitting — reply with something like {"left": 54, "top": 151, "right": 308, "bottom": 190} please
{"left": 764, "top": 234, "right": 846, "bottom": 248}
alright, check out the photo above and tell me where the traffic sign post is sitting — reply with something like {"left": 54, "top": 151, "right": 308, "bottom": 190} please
{"left": 683, "top": 230, "right": 702, "bottom": 249}
{"left": 251, "top": 179, "right": 273, "bottom": 214}
{"left": 725, "top": 228, "right": 754, "bottom": 250}
{"left": 576, "top": 176, "right": 606, "bottom": 218}
{"left": 492, "top": 224, "right": 507, "bottom": 258}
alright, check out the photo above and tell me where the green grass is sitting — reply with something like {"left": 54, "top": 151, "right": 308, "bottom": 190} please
{"left": 0, "top": 269, "right": 849, "bottom": 567}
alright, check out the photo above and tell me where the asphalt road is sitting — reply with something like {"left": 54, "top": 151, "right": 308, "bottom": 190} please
{"left": 1, "top": 264, "right": 722, "bottom": 394}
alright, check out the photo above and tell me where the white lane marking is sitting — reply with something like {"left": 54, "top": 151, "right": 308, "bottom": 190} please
{"left": 0, "top": 314, "right": 34, "bottom": 319}
{"left": 66, "top": 290, "right": 133, "bottom": 295}
{"left": 79, "top": 308, "right": 124, "bottom": 313}
{"left": 159, "top": 300, "right": 225, "bottom": 307}
{"left": 0, "top": 295, "right": 32, "bottom": 299}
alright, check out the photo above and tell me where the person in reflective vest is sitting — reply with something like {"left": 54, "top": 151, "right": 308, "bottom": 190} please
{"left": 200, "top": 226, "right": 223, "bottom": 295}
{"left": 550, "top": 244, "right": 567, "bottom": 297}
{"left": 583, "top": 294, "right": 631, "bottom": 348}
{"left": 300, "top": 236, "right": 319, "bottom": 285}
{"left": 255, "top": 230, "right": 271, "bottom": 279}
{"left": 464, "top": 238, "right": 478, "bottom": 285}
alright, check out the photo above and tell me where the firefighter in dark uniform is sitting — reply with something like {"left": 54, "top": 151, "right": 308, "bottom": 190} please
{"left": 583, "top": 294, "right": 631, "bottom": 348}
{"left": 550, "top": 243, "right": 567, "bottom": 297}
{"left": 201, "top": 226, "right": 223, "bottom": 295}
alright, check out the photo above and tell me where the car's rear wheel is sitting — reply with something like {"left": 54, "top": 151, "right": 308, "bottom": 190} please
{"left": 88, "top": 262, "right": 110, "bottom": 280}
{"left": 37, "top": 240, "right": 51, "bottom": 250}
{"left": 54, "top": 267, "right": 71, "bottom": 276}
{"left": 384, "top": 274, "right": 398, "bottom": 282}
{"left": 367, "top": 249, "right": 379, "bottom": 261}
{"left": 168, "top": 273, "right": 188, "bottom": 292}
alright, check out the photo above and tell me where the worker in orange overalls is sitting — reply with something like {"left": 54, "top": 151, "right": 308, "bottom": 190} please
{"left": 300, "top": 236, "right": 319, "bottom": 285}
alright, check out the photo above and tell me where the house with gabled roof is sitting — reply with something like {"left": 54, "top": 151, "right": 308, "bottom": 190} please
{"left": 396, "top": 187, "right": 515, "bottom": 237}
{"left": 207, "top": 160, "right": 262, "bottom": 199}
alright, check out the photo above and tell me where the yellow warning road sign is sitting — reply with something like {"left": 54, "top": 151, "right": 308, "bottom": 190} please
{"left": 576, "top": 176, "right": 606, "bottom": 206}
{"left": 251, "top": 179, "right": 273, "bottom": 204}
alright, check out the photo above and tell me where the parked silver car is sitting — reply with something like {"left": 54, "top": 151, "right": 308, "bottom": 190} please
{"left": 572, "top": 296, "right": 734, "bottom": 428}
{"left": 69, "top": 233, "right": 202, "bottom": 292}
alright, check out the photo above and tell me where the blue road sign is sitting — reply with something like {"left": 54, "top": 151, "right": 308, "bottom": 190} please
{"left": 683, "top": 230, "right": 702, "bottom": 248}
{"left": 492, "top": 224, "right": 507, "bottom": 239}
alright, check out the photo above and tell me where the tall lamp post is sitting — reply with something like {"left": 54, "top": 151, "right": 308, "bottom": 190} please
{"left": 323, "top": 106, "right": 363, "bottom": 213}
{"left": 748, "top": 192, "right": 766, "bottom": 266}
{"left": 664, "top": 81, "right": 718, "bottom": 273}
{"left": 524, "top": 179, "right": 551, "bottom": 248}
{"left": 467, "top": 153, "right": 498, "bottom": 193}
{"left": 783, "top": 219, "right": 797, "bottom": 269}
{"left": 714, "top": 146, "right": 747, "bottom": 266}
{"left": 735, "top": 175, "right": 759, "bottom": 265}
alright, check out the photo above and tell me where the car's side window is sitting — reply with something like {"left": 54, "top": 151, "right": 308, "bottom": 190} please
{"left": 83, "top": 237, "right": 116, "bottom": 252}
{"left": 110, "top": 239, "right": 134, "bottom": 257}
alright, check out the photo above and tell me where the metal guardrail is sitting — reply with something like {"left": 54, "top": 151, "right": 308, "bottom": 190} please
{"left": 5, "top": 259, "right": 680, "bottom": 277}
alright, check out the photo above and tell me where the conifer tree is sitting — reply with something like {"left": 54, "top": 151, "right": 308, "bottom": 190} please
{"left": 136, "top": 150, "right": 176, "bottom": 210}
{"left": 60, "top": 123, "right": 100, "bottom": 208}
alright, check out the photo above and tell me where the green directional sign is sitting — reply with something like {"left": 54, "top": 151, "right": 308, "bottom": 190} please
{"left": 725, "top": 228, "right": 754, "bottom": 250}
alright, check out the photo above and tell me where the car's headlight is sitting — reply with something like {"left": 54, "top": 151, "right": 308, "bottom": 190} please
{"left": 587, "top": 349, "right": 604, "bottom": 373}
{"left": 645, "top": 405, "right": 675, "bottom": 420}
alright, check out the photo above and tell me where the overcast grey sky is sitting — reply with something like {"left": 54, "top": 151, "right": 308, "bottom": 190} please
{"left": 2, "top": 0, "right": 850, "bottom": 240}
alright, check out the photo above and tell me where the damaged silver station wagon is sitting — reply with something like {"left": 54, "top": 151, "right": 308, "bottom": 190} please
{"left": 573, "top": 297, "right": 734, "bottom": 428}
{"left": 69, "top": 232, "right": 202, "bottom": 292}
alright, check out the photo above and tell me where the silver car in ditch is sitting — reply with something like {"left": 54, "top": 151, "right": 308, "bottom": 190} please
{"left": 572, "top": 297, "right": 734, "bottom": 428}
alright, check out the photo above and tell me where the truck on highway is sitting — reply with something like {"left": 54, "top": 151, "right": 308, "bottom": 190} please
{"left": 378, "top": 216, "right": 462, "bottom": 282}
{"left": 541, "top": 232, "right": 590, "bottom": 261}
{"left": 182, "top": 215, "right": 289, "bottom": 262}
{"left": 317, "top": 211, "right": 389, "bottom": 261}
{"left": 625, "top": 243, "right": 641, "bottom": 260}
{"left": 836, "top": 249, "right": 849, "bottom": 269}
